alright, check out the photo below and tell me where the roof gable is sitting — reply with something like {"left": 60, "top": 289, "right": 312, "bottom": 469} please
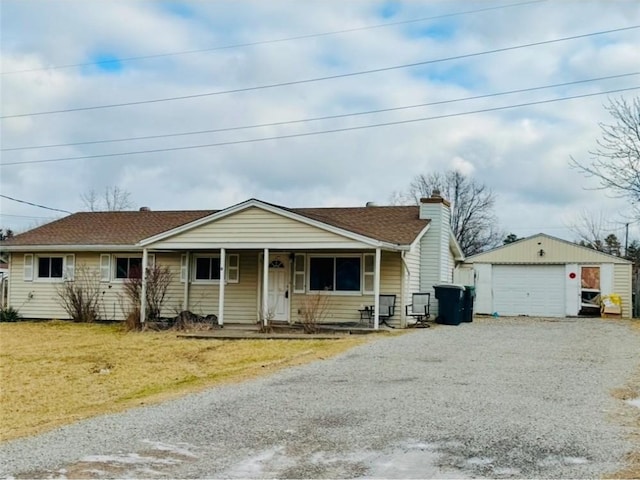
{"left": 140, "top": 199, "right": 428, "bottom": 247}
{"left": 466, "top": 233, "right": 631, "bottom": 264}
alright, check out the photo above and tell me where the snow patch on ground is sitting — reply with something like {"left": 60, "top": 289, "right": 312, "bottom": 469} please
{"left": 626, "top": 397, "right": 640, "bottom": 408}
{"left": 466, "top": 456, "right": 494, "bottom": 466}
{"left": 141, "top": 439, "right": 198, "bottom": 458}
{"left": 80, "top": 453, "right": 179, "bottom": 465}
{"left": 222, "top": 446, "right": 295, "bottom": 478}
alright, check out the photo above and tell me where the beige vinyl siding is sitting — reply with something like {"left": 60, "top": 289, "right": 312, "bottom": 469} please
{"left": 150, "top": 253, "right": 185, "bottom": 317}
{"left": 447, "top": 245, "right": 455, "bottom": 283}
{"left": 9, "top": 252, "right": 130, "bottom": 320}
{"left": 468, "top": 234, "right": 630, "bottom": 264}
{"left": 404, "top": 245, "right": 421, "bottom": 316}
{"left": 420, "top": 231, "right": 449, "bottom": 315}
{"left": 9, "top": 253, "right": 78, "bottom": 319}
{"left": 290, "top": 251, "right": 403, "bottom": 325}
{"left": 613, "top": 263, "right": 632, "bottom": 318}
{"left": 186, "top": 251, "right": 259, "bottom": 323}
{"left": 150, "top": 207, "right": 364, "bottom": 248}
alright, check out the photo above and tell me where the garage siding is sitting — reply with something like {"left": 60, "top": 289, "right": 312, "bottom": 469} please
{"left": 492, "top": 265, "right": 565, "bottom": 317}
{"left": 613, "top": 263, "right": 632, "bottom": 317}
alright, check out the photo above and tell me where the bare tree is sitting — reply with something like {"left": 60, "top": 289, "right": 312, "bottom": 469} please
{"left": 81, "top": 186, "right": 133, "bottom": 211}
{"left": 393, "top": 170, "right": 502, "bottom": 255}
{"left": 568, "top": 209, "right": 626, "bottom": 256}
{"left": 568, "top": 210, "right": 608, "bottom": 251}
{"left": 570, "top": 96, "right": 640, "bottom": 218}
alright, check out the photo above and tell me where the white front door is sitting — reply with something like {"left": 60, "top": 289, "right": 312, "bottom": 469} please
{"left": 267, "top": 254, "right": 290, "bottom": 322}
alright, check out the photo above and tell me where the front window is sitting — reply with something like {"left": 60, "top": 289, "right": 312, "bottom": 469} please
{"left": 309, "top": 256, "right": 361, "bottom": 292}
{"left": 38, "top": 257, "right": 63, "bottom": 279}
{"left": 195, "top": 256, "right": 221, "bottom": 281}
{"left": 115, "top": 257, "right": 142, "bottom": 279}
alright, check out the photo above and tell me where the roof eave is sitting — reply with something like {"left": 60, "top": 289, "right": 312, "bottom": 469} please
{"left": 2, "top": 244, "right": 141, "bottom": 252}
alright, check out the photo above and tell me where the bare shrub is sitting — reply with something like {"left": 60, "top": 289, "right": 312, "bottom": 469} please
{"left": 57, "top": 265, "right": 102, "bottom": 323}
{"left": 173, "top": 310, "right": 217, "bottom": 331}
{"left": 119, "top": 264, "right": 173, "bottom": 328}
{"left": 299, "top": 293, "right": 330, "bottom": 333}
{"left": 123, "top": 308, "right": 141, "bottom": 332}
{"left": 258, "top": 307, "right": 275, "bottom": 333}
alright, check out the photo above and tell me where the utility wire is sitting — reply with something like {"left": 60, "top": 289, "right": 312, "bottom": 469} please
{"left": 3, "top": 72, "right": 636, "bottom": 152}
{"left": 2, "top": 25, "right": 637, "bottom": 120}
{"left": 1, "top": 0, "right": 546, "bottom": 75}
{"left": 0, "top": 194, "right": 72, "bottom": 214}
{"left": 0, "top": 213, "right": 57, "bottom": 219}
{"left": 1, "top": 86, "right": 637, "bottom": 167}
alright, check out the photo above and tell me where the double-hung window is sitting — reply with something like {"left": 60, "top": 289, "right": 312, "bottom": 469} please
{"left": 190, "top": 254, "right": 239, "bottom": 283}
{"left": 115, "top": 256, "right": 142, "bottom": 279}
{"left": 100, "top": 254, "right": 153, "bottom": 281}
{"left": 195, "top": 256, "right": 221, "bottom": 281}
{"left": 308, "top": 256, "right": 362, "bottom": 293}
{"left": 38, "top": 256, "right": 64, "bottom": 279}
{"left": 24, "top": 254, "right": 75, "bottom": 281}
{"left": 304, "top": 254, "right": 375, "bottom": 294}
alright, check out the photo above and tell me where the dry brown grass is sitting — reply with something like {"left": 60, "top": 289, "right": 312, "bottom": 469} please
{"left": 0, "top": 321, "right": 368, "bottom": 442}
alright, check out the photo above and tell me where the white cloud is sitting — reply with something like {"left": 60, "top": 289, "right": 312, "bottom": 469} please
{"left": 1, "top": 0, "right": 638, "bottom": 242}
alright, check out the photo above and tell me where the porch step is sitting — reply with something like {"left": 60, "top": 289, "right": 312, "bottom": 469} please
{"left": 177, "top": 331, "right": 351, "bottom": 340}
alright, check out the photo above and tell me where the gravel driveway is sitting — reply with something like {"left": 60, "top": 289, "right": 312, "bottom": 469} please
{"left": 1, "top": 317, "right": 639, "bottom": 479}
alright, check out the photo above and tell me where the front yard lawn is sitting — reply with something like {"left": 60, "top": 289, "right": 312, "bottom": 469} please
{"left": 0, "top": 321, "right": 367, "bottom": 442}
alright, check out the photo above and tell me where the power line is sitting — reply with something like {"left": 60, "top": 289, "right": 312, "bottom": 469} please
{"left": 2, "top": 25, "right": 637, "bottom": 120}
{"left": 1, "top": 0, "right": 546, "bottom": 75}
{"left": 0, "top": 194, "right": 72, "bottom": 214}
{"left": 0, "top": 213, "right": 57, "bottom": 219}
{"left": 2, "top": 86, "right": 637, "bottom": 167}
{"left": 3, "top": 71, "right": 636, "bottom": 152}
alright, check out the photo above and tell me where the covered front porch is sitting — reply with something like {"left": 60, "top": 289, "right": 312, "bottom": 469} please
{"left": 139, "top": 247, "right": 406, "bottom": 330}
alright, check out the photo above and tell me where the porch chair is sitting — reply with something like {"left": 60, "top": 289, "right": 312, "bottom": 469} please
{"left": 377, "top": 294, "right": 396, "bottom": 327}
{"left": 405, "top": 292, "right": 431, "bottom": 328}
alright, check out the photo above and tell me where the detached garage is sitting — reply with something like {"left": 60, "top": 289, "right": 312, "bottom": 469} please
{"left": 456, "top": 233, "right": 633, "bottom": 318}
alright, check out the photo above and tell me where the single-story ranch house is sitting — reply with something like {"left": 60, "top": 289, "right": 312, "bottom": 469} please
{"left": 1, "top": 194, "right": 464, "bottom": 329}
{"left": 455, "top": 233, "right": 633, "bottom": 318}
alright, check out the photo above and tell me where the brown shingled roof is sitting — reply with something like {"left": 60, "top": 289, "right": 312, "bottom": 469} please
{"left": 3, "top": 203, "right": 429, "bottom": 247}
{"left": 293, "top": 206, "right": 427, "bottom": 245}
{"left": 3, "top": 210, "right": 215, "bottom": 246}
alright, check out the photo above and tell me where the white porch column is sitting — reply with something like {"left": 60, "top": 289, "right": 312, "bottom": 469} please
{"left": 262, "top": 248, "right": 269, "bottom": 326}
{"left": 373, "top": 247, "right": 381, "bottom": 330}
{"left": 182, "top": 251, "right": 190, "bottom": 311}
{"left": 218, "top": 248, "right": 225, "bottom": 326}
{"left": 140, "top": 248, "right": 148, "bottom": 324}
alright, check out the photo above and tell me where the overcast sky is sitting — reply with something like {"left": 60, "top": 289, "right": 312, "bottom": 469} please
{"left": 1, "top": 0, "right": 638, "bottom": 243}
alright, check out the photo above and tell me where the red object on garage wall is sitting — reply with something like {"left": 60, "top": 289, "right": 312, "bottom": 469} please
{"left": 569, "top": 272, "right": 576, "bottom": 279}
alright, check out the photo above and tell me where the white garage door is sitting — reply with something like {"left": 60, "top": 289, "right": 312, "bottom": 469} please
{"left": 492, "top": 265, "right": 565, "bottom": 317}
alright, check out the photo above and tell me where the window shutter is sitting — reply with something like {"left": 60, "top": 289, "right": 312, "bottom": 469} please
{"left": 180, "top": 254, "right": 188, "bottom": 283}
{"left": 363, "top": 253, "right": 375, "bottom": 294}
{"left": 226, "top": 254, "right": 239, "bottom": 283}
{"left": 293, "top": 254, "right": 305, "bottom": 293}
{"left": 100, "top": 254, "right": 111, "bottom": 282}
{"left": 64, "top": 254, "right": 75, "bottom": 281}
{"left": 24, "top": 254, "right": 34, "bottom": 281}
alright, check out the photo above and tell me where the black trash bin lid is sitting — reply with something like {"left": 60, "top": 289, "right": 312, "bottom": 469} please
{"left": 433, "top": 284, "right": 465, "bottom": 290}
